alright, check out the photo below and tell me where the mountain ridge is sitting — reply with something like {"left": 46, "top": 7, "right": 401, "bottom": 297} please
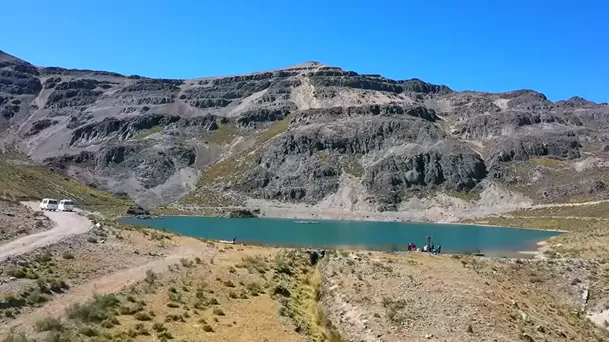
{"left": 1, "top": 50, "right": 608, "bottom": 221}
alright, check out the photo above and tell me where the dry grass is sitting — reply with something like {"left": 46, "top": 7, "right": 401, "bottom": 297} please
{"left": 133, "top": 126, "right": 162, "bottom": 140}
{"left": 204, "top": 122, "right": 240, "bottom": 145}
{"left": 14, "top": 245, "right": 302, "bottom": 342}
{"left": 0, "top": 155, "right": 133, "bottom": 215}
{"left": 342, "top": 155, "right": 364, "bottom": 178}
{"left": 529, "top": 157, "right": 566, "bottom": 169}
{"left": 321, "top": 251, "right": 608, "bottom": 342}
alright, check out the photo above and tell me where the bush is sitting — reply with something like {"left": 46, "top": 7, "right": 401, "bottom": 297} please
{"left": 135, "top": 322, "right": 150, "bottom": 335}
{"left": 246, "top": 282, "right": 262, "bottom": 296}
{"left": 66, "top": 294, "right": 120, "bottom": 323}
{"left": 49, "top": 279, "right": 68, "bottom": 292}
{"left": 144, "top": 270, "right": 157, "bottom": 285}
{"left": 35, "top": 317, "right": 64, "bottom": 332}
{"left": 223, "top": 280, "right": 235, "bottom": 288}
{"left": 228, "top": 291, "right": 238, "bottom": 299}
{"left": 202, "top": 324, "right": 214, "bottom": 332}
{"left": 157, "top": 330, "right": 173, "bottom": 341}
{"left": 3, "top": 330, "right": 27, "bottom": 342}
{"left": 152, "top": 322, "right": 166, "bottom": 332}
{"left": 101, "top": 316, "right": 120, "bottom": 328}
{"left": 180, "top": 258, "right": 193, "bottom": 268}
{"left": 6, "top": 267, "right": 27, "bottom": 278}
{"left": 35, "top": 252, "right": 53, "bottom": 263}
{"left": 27, "top": 289, "right": 49, "bottom": 304}
{"left": 119, "top": 303, "right": 143, "bottom": 315}
{"left": 212, "top": 308, "right": 225, "bottom": 316}
{"left": 36, "top": 278, "right": 49, "bottom": 292}
{"left": 86, "top": 237, "right": 97, "bottom": 243}
{"left": 134, "top": 312, "right": 152, "bottom": 321}
{"left": 78, "top": 326, "right": 99, "bottom": 337}
{"left": 166, "top": 302, "right": 180, "bottom": 308}
{"left": 240, "top": 255, "right": 269, "bottom": 274}
{"left": 62, "top": 252, "right": 75, "bottom": 260}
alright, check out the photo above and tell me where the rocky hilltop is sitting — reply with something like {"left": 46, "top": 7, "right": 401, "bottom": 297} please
{"left": 2, "top": 50, "right": 609, "bottom": 217}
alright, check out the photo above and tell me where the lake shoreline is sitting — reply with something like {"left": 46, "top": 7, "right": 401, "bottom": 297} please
{"left": 122, "top": 214, "right": 560, "bottom": 255}
{"left": 149, "top": 208, "right": 566, "bottom": 233}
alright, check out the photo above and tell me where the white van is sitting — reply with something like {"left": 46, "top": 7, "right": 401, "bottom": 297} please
{"left": 58, "top": 199, "right": 75, "bottom": 212}
{"left": 40, "top": 198, "right": 59, "bottom": 211}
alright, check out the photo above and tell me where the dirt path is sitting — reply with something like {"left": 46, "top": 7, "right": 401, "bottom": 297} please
{"left": 532, "top": 199, "right": 609, "bottom": 209}
{"left": 0, "top": 202, "right": 91, "bottom": 261}
{"left": 1, "top": 244, "right": 216, "bottom": 334}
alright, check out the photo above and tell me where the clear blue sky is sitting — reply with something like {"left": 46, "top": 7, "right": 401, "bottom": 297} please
{"left": 1, "top": 0, "right": 607, "bottom": 102}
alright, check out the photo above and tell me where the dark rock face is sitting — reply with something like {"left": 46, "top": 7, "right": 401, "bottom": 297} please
{"left": 26, "top": 119, "right": 58, "bottom": 136}
{"left": 363, "top": 145, "right": 487, "bottom": 203}
{"left": 126, "top": 205, "right": 149, "bottom": 216}
{"left": 2, "top": 50, "right": 609, "bottom": 207}
{"left": 227, "top": 209, "right": 257, "bottom": 218}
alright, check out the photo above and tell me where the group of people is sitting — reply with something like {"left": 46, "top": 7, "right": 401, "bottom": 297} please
{"left": 406, "top": 235, "right": 442, "bottom": 254}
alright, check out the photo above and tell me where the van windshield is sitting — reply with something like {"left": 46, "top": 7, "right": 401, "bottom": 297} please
{"left": 48, "top": 200, "right": 58, "bottom": 205}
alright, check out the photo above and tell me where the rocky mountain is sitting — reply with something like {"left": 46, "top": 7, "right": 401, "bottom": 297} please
{"left": 2, "top": 49, "right": 609, "bottom": 212}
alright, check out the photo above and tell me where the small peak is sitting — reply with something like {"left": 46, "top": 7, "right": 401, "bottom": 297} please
{"left": 282, "top": 61, "right": 329, "bottom": 70}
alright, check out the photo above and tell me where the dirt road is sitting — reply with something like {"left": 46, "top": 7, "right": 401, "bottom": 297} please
{"left": 0, "top": 202, "right": 91, "bottom": 261}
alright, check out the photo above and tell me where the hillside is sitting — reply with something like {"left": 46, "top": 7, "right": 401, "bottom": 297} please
{"left": 2, "top": 50, "right": 609, "bottom": 219}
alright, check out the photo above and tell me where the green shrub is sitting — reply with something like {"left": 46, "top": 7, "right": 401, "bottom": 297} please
{"left": 36, "top": 278, "right": 49, "bottom": 292}
{"left": 240, "top": 255, "right": 268, "bottom": 274}
{"left": 34, "top": 317, "right": 64, "bottom": 332}
{"left": 66, "top": 294, "right": 120, "bottom": 323}
{"left": 144, "top": 270, "right": 157, "bottom": 285}
{"left": 2, "top": 330, "right": 27, "bottom": 342}
{"left": 134, "top": 312, "right": 152, "bottom": 321}
{"left": 27, "top": 289, "right": 49, "bottom": 304}
{"left": 62, "top": 252, "right": 75, "bottom": 260}
{"left": 152, "top": 322, "right": 166, "bottom": 332}
{"left": 246, "top": 282, "right": 262, "bottom": 296}
{"left": 6, "top": 267, "right": 27, "bottom": 278}
{"left": 179, "top": 258, "right": 193, "bottom": 268}
{"left": 35, "top": 252, "right": 53, "bottom": 263}
{"left": 78, "top": 326, "right": 99, "bottom": 337}
{"left": 119, "top": 303, "right": 143, "bottom": 315}
{"left": 49, "top": 279, "right": 68, "bottom": 292}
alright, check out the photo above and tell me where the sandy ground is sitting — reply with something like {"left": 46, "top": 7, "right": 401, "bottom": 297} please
{"left": 1, "top": 240, "right": 216, "bottom": 335}
{"left": 0, "top": 202, "right": 91, "bottom": 261}
{"left": 320, "top": 252, "right": 606, "bottom": 342}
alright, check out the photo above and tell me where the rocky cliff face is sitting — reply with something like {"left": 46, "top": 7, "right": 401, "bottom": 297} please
{"left": 1, "top": 50, "right": 608, "bottom": 208}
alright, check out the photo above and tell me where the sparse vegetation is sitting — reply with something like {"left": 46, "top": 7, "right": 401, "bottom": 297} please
{"left": 66, "top": 294, "right": 121, "bottom": 324}
{"left": 34, "top": 317, "right": 64, "bottom": 332}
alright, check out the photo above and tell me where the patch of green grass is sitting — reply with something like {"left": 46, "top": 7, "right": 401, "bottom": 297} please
{"left": 342, "top": 155, "right": 365, "bottom": 178}
{"left": 133, "top": 126, "right": 162, "bottom": 140}
{"left": 204, "top": 122, "right": 240, "bottom": 145}
{"left": 530, "top": 157, "right": 565, "bottom": 168}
